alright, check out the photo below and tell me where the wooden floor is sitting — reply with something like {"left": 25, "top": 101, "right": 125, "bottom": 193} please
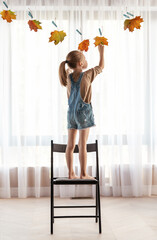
{"left": 0, "top": 196, "right": 157, "bottom": 240}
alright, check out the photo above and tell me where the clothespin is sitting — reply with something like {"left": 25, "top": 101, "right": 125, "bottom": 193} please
{"left": 76, "top": 29, "right": 82, "bottom": 35}
{"left": 52, "top": 20, "right": 57, "bottom": 28}
{"left": 127, "top": 12, "right": 134, "bottom": 17}
{"left": 99, "top": 28, "right": 102, "bottom": 36}
{"left": 123, "top": 14, "right": 130, "bottom": 18}
{"left": 28, "top": 8, "right": 33, "bottom": 19}
{"left": 3, "top": 1, "right": 8, "bottom": 8}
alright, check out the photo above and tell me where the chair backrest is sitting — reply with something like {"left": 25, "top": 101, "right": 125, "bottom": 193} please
{"left": 51, "top": 140, "right": 99, "bottom": 180}
{"left": 52, "top": 142, "right": 97, "bottom": 153}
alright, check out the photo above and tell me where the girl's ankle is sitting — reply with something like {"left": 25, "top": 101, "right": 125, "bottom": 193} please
{"left": 80, "top": 172, "right": 86, "bottom": 178}
{"left": 69, "top": 172, "right": 79, "bottom": 179}
{"left": 69, "top": 171, "right": 75, "bottom": 177}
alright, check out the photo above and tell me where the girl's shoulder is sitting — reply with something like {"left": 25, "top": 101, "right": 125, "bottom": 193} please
{"left": 83, "top": 66, "right": 102, "bottom": 83}
{"left": 84, "top": 66, "right": 102, "bottom": 75}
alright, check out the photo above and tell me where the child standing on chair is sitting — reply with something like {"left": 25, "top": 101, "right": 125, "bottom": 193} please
{"left": 59, "top": 45, "right": 104, "bottom": 179}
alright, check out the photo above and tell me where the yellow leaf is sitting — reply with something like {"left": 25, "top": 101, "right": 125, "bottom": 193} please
{"left": 28, "top": 20, "right": 42, "bottom": 32}
{"left": 124, "top": 16, "right": 144, "bottom": 32}
{"left": 0, "top": 10, "right": 16, "bottom": 23}
{"left": 78, "top": 39, "right": 90, "bottom": 52}
{"left": 94, "top": 36, "right": 108, "bottom": 46}
{"left": 49, "top": 30, "right": 66, "bottom": 45}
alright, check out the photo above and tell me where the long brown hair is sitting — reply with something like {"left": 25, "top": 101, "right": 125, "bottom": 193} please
{"left": 59, "top": 50, "right": 84, "bottom": 87}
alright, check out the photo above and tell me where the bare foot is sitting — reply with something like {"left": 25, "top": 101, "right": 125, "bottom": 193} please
{"left": 80, "top": 174, "right": 95, "bottom": 180}
{"left": 69, "top": 173, "right": 80, "bottom": 179}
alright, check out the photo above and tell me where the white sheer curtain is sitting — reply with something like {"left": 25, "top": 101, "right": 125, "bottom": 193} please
{"left": 0, "top": 0, "right": 157, "bottom": 198}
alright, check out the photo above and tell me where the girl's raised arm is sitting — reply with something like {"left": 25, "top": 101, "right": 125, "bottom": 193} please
{"left": 98, "top": 45, "right": 104, "bottom": 70}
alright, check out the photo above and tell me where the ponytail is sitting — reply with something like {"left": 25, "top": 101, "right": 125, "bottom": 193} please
{"left": 59, "top": 61, "right": 67, "bottom": 87}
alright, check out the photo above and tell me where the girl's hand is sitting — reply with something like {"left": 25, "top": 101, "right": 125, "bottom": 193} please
{"left": 98, "top": 44, "right": 104, "bottom": 55}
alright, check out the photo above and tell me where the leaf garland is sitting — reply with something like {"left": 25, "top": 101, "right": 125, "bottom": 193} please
{"left": 0, "top": 8, "right": 144, "bottom": 46}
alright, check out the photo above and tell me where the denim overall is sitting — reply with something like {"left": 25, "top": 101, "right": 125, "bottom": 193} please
{"left": 67, "top": 72, "right": 95, "bottom": 130}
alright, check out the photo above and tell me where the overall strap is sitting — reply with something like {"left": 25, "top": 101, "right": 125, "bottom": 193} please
{"left": 69, "top": 72, "right": 84, "bottom": 85}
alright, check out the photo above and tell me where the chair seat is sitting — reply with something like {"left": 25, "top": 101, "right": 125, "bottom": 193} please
{"left": 53, "top": 177, "right": 98, "bottom": 185}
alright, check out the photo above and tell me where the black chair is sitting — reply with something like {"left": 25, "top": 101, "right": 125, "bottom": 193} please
{"left": 50, "top": 140, "right": 102, "bottom": 234}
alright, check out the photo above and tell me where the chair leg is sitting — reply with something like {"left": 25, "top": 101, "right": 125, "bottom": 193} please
{"left": 97, "top": 182, "right": 102, "bottom": 234}
{"left": 95, "top": 184, "right": 98, "bottom": 223}
{"left": 51, "top": 183, "right": 54, "bottom": 234}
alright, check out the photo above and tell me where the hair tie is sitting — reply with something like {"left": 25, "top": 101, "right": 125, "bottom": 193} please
{"left": 65, "top": 60, "right": 69, "bottom": 63}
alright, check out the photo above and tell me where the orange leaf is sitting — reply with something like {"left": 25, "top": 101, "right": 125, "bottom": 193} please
{"left": 124, "top": 16, "right": 144, "bottom": 32}
{"left": 0, "top": 10, "right": 16, "bottom": 23}
{"left": 49, "top": 30, "right": 66, "bottom": 45}
{"left": 94, "top": 36, "right": 108, "bottom": 46}
{"left": 28, "top": 20, "right": 42, "bottom": 32}
{"left": 78, "top": 39, "right": 90, "bottom": 52}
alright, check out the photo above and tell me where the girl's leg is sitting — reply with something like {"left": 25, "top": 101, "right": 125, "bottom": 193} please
{"left": 78, "top": 128, "right": 94, "bottom": 179}
{"left": 66, "top": 129, "right": 79, "bottom": 179}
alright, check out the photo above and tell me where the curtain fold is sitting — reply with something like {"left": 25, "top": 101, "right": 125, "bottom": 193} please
{"left": 0, "top": 0, "right": 157, "bottom": 198}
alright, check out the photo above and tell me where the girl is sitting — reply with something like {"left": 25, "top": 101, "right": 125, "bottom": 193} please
{"left": 59, "top": 44, "right": 104, "bottom": 179}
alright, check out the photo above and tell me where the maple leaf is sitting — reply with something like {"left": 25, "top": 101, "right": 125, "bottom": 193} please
{"left": 28, "top": 20, "right": 42, "bottom": 32}
{"left": 78, "top": 39, "right": 90, "bottom": 52}
{"left": 49, "top": 30, "right": 66, "bottom": 45}
{"left": 94, "top": 36, "right": 108, "bottom": 46}
{"left": 124, "top": 16, "right": 144, "bottom": 32}
{"left": 0, "top": 10, "right": 16, "bottom": 23}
